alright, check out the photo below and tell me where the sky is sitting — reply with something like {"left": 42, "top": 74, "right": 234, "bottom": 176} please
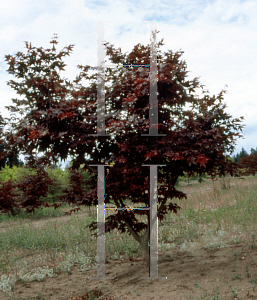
{"left": 0, "top": 0, "right": 256, "bottom": 171}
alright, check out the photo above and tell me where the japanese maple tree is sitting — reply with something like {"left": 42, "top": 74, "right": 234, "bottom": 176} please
{"left": 1, "top": 32, "right": 245, "bottom": 266}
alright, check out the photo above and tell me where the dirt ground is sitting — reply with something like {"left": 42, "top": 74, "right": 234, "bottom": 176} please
{"left": 1, "top": 243, "right": 257, "bottom": 299}
{"left": 1, "top": 177, "right": 257, "bottom": 299}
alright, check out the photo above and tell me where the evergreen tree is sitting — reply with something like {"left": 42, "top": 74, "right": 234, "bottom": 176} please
{"left": 0, "top": 140, "right": 24, "bottom": 170}
{"left": 250, "top": 147, "right": 257, "bottom": 156}
{"left": 0, "top": 114, "right": 23, "bottom": 170}
{"left": 239, "top": 147, "right": 248, "bottom": 159}
{"left": 233, "top": 153, "right": 240, "bottom": 163}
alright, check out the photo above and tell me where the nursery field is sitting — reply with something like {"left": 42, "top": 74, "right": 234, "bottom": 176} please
{"left": 0, "top": 175, "right": 257, "bottom": 299}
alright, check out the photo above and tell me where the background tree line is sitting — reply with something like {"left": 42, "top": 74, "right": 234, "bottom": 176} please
{"left": 231, "top": 147, "right": 257, "bottom": 176}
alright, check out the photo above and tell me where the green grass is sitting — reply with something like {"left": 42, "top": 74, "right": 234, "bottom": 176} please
{"left": 0, "top": 175, "right": 257, "bottom": 299}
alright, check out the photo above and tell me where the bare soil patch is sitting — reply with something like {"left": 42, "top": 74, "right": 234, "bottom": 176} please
{"left": 1, "top": 242, "right": 257, "bottom": 299}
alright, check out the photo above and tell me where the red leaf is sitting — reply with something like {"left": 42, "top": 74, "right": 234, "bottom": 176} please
{"left": 195, "top": 155, "right": 210, "bottom": 168}
{"left": 144, "top": 150, "right": 158, "bottom": 160}
{"left": 130, "top": 184, "right": 141, "bottom": 189}
{"left": 171, "top": 152, "right": 185, "bottom": 161}
{"left": 124, "top": 94, "right": 136, "bottom": 103}
{"left": 57, "top": 112, "right": 74, "bottom": 121}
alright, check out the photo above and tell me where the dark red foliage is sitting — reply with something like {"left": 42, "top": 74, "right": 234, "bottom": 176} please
{"left": 0, "top": 179, "right": 22, "bottom": 216}
{"left": 238, "top": 154, "right": 257, "bottom": 176}
{"left": 0, "top": 33, "right": 245, "bottom": 256}
{"left": 0, "top": 157, "right": 56, "bottom": 216}
{"left": 16, "top": 163, "right": 57, "bottom": 214}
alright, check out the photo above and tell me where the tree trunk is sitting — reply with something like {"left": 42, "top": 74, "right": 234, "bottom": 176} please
{"left": 139, "top": 228, "right": 150, "bottom": 267}
{"left": 123, "top": 216, "right": 150, "bottom": 267}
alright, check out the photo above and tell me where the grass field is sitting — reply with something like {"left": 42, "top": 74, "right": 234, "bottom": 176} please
{"left": 0, "top": 175, "right": 257, "bottom": 299}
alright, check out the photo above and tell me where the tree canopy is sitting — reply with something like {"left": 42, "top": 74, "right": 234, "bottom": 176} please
{"left": 0, "top": 32, "right": 245, "bottom": 266}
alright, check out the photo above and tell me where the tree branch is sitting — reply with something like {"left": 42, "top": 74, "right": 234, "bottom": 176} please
{"left": 117, "top": 198, "right": 141, "bottom": 243}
